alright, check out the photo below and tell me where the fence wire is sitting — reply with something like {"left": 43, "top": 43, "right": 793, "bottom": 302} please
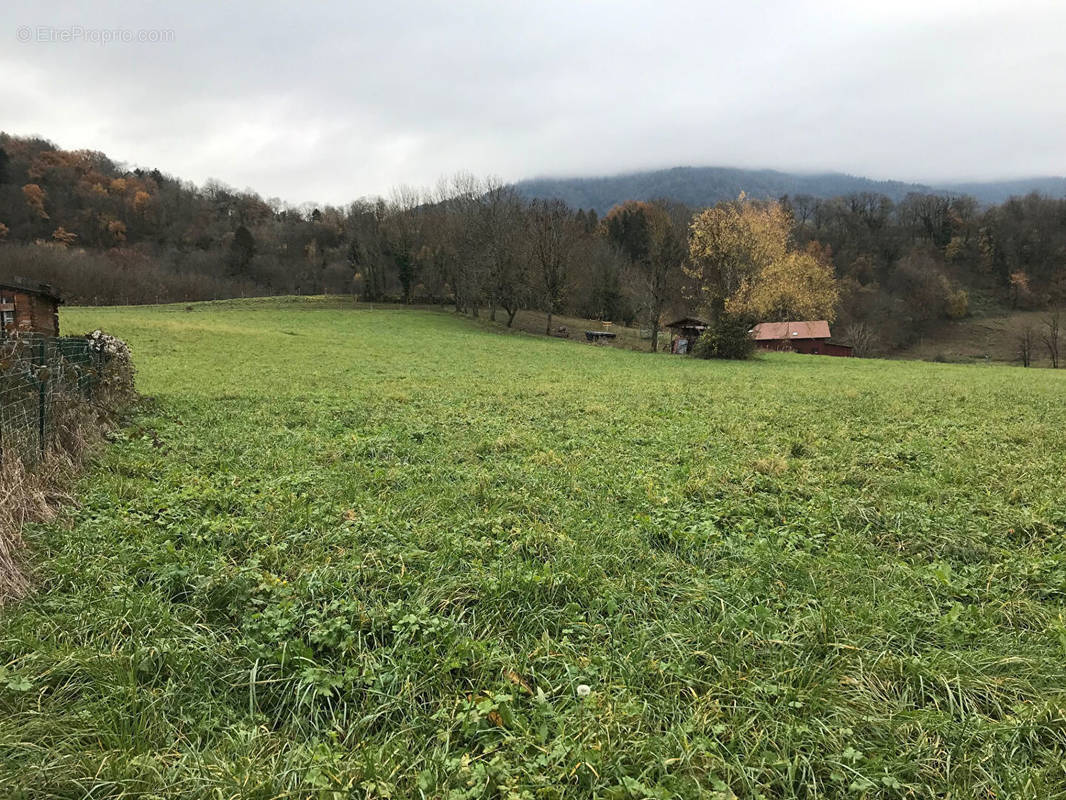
{"left": 0, "top": 334, "right": 104, "bottom": 464}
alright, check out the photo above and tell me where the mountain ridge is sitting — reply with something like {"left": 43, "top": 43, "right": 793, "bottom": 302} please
{"left": 513, "top": 166, "right": 1066, "bottom": 214}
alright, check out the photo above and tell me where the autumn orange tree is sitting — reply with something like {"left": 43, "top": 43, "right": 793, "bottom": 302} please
{"left": 21, "top": 183, "right": 48, "bottom": 220}
{"left": 51, "top": 226, "right": 77, "bottom": 246}
{"left": 728, "top": 242, "right": 839, "bottom": 322}
{"left": 687, "top": 194, "right": 838, "bottom": 323}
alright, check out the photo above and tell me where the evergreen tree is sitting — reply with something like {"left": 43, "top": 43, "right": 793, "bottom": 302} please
{"left": 228, "top": 225, "right": 256, "bottom": 275}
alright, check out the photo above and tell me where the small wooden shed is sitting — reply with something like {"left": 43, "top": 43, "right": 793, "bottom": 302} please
{"left": 665, "top": 317, "right": 708, "bottom": 354}
{"left": 0, "top": 278, "right": 62, "bottom": 337}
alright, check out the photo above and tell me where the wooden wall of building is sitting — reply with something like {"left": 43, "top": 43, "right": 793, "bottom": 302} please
{"left": 0, "top": 290, "right": 60, "bottom": 336}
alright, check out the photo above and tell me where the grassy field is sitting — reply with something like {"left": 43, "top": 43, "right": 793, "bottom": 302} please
{"left": 2, "top": 297, "right": 1066, "bottom": 798}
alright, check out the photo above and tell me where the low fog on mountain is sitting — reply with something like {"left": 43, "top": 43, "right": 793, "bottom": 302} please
{"left": 6, "top": 1, "right": 1066, "bottom": 202}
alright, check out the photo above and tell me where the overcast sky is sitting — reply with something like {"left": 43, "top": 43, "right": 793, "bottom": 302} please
{"left": 5, "top": 0, "right": 1065, "bottom": 205}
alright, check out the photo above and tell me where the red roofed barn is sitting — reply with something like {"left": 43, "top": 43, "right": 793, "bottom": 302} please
{"left": 751, "top": 321, "right": 852, "bottom": 356}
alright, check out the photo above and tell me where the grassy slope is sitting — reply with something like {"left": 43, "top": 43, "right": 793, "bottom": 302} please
{"left": 895, "top": 309, "right": 1065, "bottom": 366}
{"left": 2, "top": 298, "right": 1065, "bottom": 798}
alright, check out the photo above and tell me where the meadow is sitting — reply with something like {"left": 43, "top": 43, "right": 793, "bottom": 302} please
{"left": 2, "top": 297, "right": 1065, "bottom": 798}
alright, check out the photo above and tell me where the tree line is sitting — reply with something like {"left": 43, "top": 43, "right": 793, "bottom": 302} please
{"left": 1, "top": 133, "right": 1065, "bottom": 357}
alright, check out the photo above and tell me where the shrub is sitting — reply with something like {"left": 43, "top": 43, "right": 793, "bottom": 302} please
{"left": 86, "top": 330, "right": 136, "bottom": 408}
{"left": 692, "top": 314, "right": 756, "bottom": 360}
{"left": 946, "top": 288, "right": 969, "bottom": 319}
{"left": 841, "top": 321, "right": 879, "bottom": 357}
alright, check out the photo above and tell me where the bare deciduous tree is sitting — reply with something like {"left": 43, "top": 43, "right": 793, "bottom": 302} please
{"left": 527, "top": 199, "right": 579, "bottom": 336}
{"left": 604, "top": 199, "right": 689, "bottom": 352}
{"left": 479, "top": 178, "right": 528, "bottom": 327}
{"left": 842, "top": 321, "right": 878, "bottom": 357}
{"left": 1018, "top": 325, "right": 1036, "bottom": 367}
{"left": 1042, "top": 312, "right": 1061, "bottom": 368}
{"left": 384, "top": 185, "right": 423, "bottom": 304}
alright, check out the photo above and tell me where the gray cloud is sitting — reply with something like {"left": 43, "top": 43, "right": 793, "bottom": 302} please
{"left": 4, "top": 0, "right": 1065, "bottom": 204}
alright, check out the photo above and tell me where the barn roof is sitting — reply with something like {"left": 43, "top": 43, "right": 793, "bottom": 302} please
{"left": 0, "top": 277, "right": 63, "bottom": 302}
{"left": 665, "top": 316, "right": 709, "bottom": 329}
{"left": 751, "top": 321, "right": 831, "bottom": 340}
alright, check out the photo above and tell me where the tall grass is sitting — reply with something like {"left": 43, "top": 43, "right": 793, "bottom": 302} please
{"left": 1, "top": 299, "right": 1065, "bottom": 798}
{"left": 0, "top": 336, "right": 134, "bottom": 603}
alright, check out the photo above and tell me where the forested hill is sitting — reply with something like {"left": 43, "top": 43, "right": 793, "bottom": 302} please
{"left": 935, "top": 177, "right": 1066, "bottom": 205}
{"left": 514, "top": 167, "right": 1066, "bottom": 214}
{"left": 2, "top": 132, "right": 1064, "bottom": 363}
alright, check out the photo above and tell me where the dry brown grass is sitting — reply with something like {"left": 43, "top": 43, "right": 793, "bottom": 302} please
{"left": 896, "top": 308, "right": 1066, "bottom": 366}
{"left": 0, "top": 457, "right": 64, "bottom": 602}
{"left": 0, "top": 345, "right": 133, "bottom": 604}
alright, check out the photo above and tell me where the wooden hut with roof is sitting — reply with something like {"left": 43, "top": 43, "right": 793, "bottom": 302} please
{"left": 0, "top": 278, "right": 62, "bottom": 337}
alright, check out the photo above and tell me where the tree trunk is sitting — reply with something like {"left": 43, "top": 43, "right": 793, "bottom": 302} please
{"left": 709, "top": 295, "right": 726, "bottom": 324}
{"left": 506, "top": 308, "right": 517, "bottom": 327}
{"left": 546, "top": 310, "right": 553, "bottom": 336}
{"left": 651, "top": 323, "right": 659, "bottom": 353}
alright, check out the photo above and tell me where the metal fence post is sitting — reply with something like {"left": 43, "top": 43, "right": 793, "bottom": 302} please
{"left": 36, "top": 335, "right": 47, "bottom": 458}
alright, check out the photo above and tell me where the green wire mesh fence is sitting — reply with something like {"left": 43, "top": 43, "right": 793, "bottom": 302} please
{"left": 0, "top": 334, "right": 105, "bottom": 465}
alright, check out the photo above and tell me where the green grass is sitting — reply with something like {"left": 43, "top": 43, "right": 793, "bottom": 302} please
{"left": 2, "top": 298, "right": 1066, "bottom": 798}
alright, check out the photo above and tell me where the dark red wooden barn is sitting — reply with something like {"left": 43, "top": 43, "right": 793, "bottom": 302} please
{"left": 751, "top": 321, "right": 852, "bottom": 356}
